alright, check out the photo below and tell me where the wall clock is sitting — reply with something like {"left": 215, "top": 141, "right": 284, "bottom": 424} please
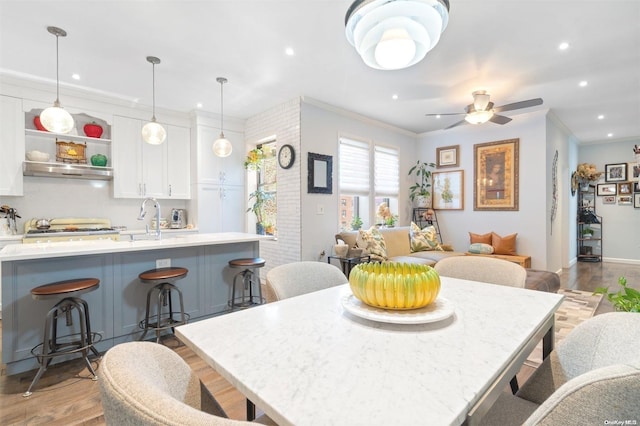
{"left": 278, "top": 144, "right": 295, "bottom": 169}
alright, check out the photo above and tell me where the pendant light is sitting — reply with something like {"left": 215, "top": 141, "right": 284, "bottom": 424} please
{"left": 213, "top": 77, "right": 233, "bottom": 157}
{"left": 40, "top": 26, "right": 74, "bottom": 134}
{"left": 141, "top": 56, "right": 166, "bottom": 145}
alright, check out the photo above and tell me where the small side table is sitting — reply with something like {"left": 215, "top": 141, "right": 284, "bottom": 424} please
{"left": 327, "top": 255, "right": 371, "bottom": 277}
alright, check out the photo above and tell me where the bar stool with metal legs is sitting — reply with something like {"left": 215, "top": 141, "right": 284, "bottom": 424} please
{"left": 24, "top": 278, "right": 102, "bottom": 397}
{"left": 228, "top": 257, "right": 266, "bottom": 309}
{"left": 138, "top": 267, "right": 190, "bottom": 343}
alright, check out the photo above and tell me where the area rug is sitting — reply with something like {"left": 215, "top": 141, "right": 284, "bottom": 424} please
{"left": 525, "top": 288, "right": 603, "bottom": 367}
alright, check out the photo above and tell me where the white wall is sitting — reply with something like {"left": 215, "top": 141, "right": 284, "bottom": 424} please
{"left": 579, "top": 139, "right": 640, "bottom": 263}
{"left": 299, "top": 99, "right": 417, "bottom": 262}
{"left": 418, "top": 110, "right": 550, "bottom": 269}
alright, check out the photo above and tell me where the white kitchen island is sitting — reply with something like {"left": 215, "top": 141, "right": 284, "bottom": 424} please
{"left": 0, "top": 233, "right": 270, "bottom": 375}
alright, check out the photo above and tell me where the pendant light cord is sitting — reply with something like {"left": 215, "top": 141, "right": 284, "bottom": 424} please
{"left": 151, "top": 62, "right": 156, "bottom": 121}
{"left": 219, "top": 80, "right": 224, "bottom": 135}
{"left": 54, "top": 33, "right": 60, "bottom": 105}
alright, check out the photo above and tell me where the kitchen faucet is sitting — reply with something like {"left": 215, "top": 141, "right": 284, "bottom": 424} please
{"left": 138, "top": 197, "right": 162, "bottom": 240}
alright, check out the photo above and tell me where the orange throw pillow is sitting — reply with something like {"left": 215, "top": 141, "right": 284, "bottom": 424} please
{"left": 492, "top": 232, "right": 517, "bottom": 255}
{"left": 469, "top": 232, "right": 492, "bottom": 245}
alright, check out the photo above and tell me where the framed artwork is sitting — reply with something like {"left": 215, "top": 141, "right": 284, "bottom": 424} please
{"left": 630, "top": 163, "right": 640, "bottom": 180}
{"left": 473, "top": 138, "right": 519, "bottom": 211}
{"left": 618, "top": 182, "right": 632, "bottom": 195}
{"left": 436, "top": 145, "right": 459, "bottom": 168}
{"left": 432, "top": 170, "right": 464, "bottom": 210}
{"left": 307, "top": 152, "right": 332, "bottom": 194}
{"left": 635, "top": 193, "right": 640, "bottom": 208}
{"left": 603, "top": 195, "right": 616, "bottom": 204}
{"left": 596, "top": 183, "right": 617, "bottom": 196}
{"left": 618, "top": 195, "right": 632, "bottom": 205}
{"left": 634, "top": 181, "right": 640, "bottom": 193}
{"left": 605, "top": 163, "right": 627, "bottom": 182}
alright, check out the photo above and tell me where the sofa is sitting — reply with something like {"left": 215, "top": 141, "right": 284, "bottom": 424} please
{"left": 335, "top": 226, "right": 560, "bottom": 293}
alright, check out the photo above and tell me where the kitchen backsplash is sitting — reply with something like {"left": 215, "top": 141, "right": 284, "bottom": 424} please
{"left": 0, "top": 176, "right": 189, "bottom": 234}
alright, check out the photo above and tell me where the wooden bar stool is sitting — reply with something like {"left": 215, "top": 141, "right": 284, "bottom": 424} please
{"left": 138, "top": 267, "right": 190, "bottom": 343}
{"left": 228, "top": 257, "right": 266, "bottom": 310}
{"left": 24, "top": 278, "right": 101, "bottom": 397}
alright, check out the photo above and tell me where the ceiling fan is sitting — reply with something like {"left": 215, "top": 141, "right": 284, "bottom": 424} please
{"left": 426, "top": 91, "right": 543, "bottom": 129}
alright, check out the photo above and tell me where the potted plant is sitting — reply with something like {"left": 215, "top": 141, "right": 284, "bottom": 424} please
{"left": 244, "top": 148, "right": 265, "bottom": 171}
{"left": 247, "top": 186, "right": 274, "bottom": 234}
{"left": 581, "top": 227, "right": 594, "bottom": 238}
{"left": 594, "top": 276, "right": 640, "bottom": 312}
{"left": 351, "top": 215, "right": 363, "bottom": 230}
{"left": 408, "top": 160, "right": 436, "bottom": 206}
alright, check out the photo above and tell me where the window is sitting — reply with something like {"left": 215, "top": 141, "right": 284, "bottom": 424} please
{"left": 248, "top": 140, "right": 277, "bottom": 235}
{"left": 338, "top": 137, "right": 399, "bottom": 230}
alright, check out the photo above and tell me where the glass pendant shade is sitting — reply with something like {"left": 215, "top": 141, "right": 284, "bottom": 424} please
{"left": 142, "top": 119, "right": 167, "bottom": 145}
{"left": 40, "top": 102, "right": 74, "bottom": 134}
{"left": 345, "top": 0, "right": 449, "bottom": 70}
{"left": 213, "top": 133, "right": 232, "bottom": 157}
{"left": 465, "top": 110, "right": 494, "bottom": 124}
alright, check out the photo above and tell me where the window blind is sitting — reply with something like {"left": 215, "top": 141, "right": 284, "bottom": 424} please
{"left": 374, "top": 145, "right": 399, "bottom": 196}
{"left": 339, "top": 138, "right": 370, "bottom": 195}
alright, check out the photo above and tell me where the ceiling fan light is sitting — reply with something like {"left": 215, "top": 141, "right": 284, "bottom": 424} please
{"left": 213, "top": 134, "right": 233, "bottom": 157}
{"left": 141, "top": 120, "right": 166, "bottom": 145}
{"left": 473, "top": 92, "right": 491, "bottom": 111}
{"left": 465, "top": 110, "right": 494, "bottom": 125}
{"left": 40, "top": 103, "right": 74, "bottom": 134}
{"left": 346, "top": 0, "right": 449, "bottom": 70}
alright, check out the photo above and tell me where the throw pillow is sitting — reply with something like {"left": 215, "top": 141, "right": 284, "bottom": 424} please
{"left": 356, "top": 227, "right": 388, "bottom": 262}
{"left": 469, "top": 232, "right": 492, "bottom": 245}
{"left": 492, "top": 232, "right": 518, "bottom": 255}
{"left": 409, "top": 222, "right": 443, "bottom": 252}
{"left": 468, "top": 243, "right": 494, "bottom": 254}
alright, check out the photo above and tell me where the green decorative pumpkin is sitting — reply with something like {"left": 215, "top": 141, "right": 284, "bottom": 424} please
{"left": 90, "top": 154, "right": 108, "bottom": 167}
{"left": 349, "top": 262, "right": 441, "bottom": 310}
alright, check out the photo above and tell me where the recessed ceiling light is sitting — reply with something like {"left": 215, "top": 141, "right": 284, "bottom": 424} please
{"left": 392, "top": 94, "right": 398, "bottom": 100}
{"left": 71, "top": 73, "right": 80, "bottom": 80}
{"left": 436, "top": 114, "right": 441, "bottom": 119}
{"left": 558, "top": 42, "right": 569, "bottom": 50}
{"left": 579, "top": 81, "right": 588, "bottom": 87}
{"left": 196, "top": 102, "right": 203, "bottom": 108}
{"left": 607, "top": 133, "right": 613, "bottom": 137}
{"left": 597, "top": 115, "right": 604, "bottom": 120}
{"left": 285, "top": 47, "right": 295, "bottom": 56}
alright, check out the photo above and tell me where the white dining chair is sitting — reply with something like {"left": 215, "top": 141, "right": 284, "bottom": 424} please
{"left": 480, "top": 312, "right": 640, "bottom": 425}
{"left": 266, "top": 261, "right": 347, "bottom": 301}
{"left": 99, "top": 341, "right": 275, "bottom": 425}
{"left": 434, "top": 256, "right": 527, "bottom": 288}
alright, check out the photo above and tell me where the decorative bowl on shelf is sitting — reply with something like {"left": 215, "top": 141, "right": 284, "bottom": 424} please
{"left": 26, "top": 150, "right": 51, "bottom": 162}
{"left": 349, "top": 262, "right": 441, "bottom": 310}
{"left": 84, "top": 122, "right": 103, "bottom": 138}
{"left": 33, "top": 116, "right": 48, "bottom": 131}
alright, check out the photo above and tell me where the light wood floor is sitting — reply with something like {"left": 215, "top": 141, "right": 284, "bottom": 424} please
{"left": 1, "top": 261, "right": 637, "bottom": 425}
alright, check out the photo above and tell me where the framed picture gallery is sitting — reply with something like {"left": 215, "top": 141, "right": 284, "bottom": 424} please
{"left": 605, "top": 163, "right": 627, "bottom": 182}
{"left": 597, "top": 183, "right": 617, "bottom": 196}
{"left": 436, "top": 145, "right": 459, "bottom": 168}
{"left": 474, "top": 138, "right": 519, "bottom": 211}
{"left": 635, "top": 193, "right": 640, "bottom": 208}
{"left": 602, "top": 195, "right": 616, "bottom": 204}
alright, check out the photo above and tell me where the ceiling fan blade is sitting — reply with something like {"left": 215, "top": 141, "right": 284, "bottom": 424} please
{"left": 425, "top": 112, "right": 464, "bottom": 116}
{"left": 493, "top": 98, "right": 543, "bottom": 113}
{"left": 445, "top": 119, "right": 469, "bottom": 130}
{"left": 489, "top": 114, "right": 512, "bottom": 125}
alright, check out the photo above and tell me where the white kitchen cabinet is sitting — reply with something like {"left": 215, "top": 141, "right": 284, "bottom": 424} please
{"left": 195, "top": 124, "right": 244, "bottom": 186}
{"left": 112, "top": 115, "right": 190, "bottom": 199}
{"left": 0, "top": 95, "right": 25, "bottom": 195}
{"left": 195, "top": 184, "right": 244, "bottom": 233}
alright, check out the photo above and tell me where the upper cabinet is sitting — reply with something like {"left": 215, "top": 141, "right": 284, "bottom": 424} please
{"left": 112, "top": 115, "right": 191, "bottom": 199}
{"left": 0, "top": 95, "right": 25, "bottom": 195}
{"left": 195, "top": 124, "right": 244, "bottom": 186}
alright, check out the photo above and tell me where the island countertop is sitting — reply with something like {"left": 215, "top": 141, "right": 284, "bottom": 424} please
{"left": 0, "top": 232, "right": 273, "bottom": 262}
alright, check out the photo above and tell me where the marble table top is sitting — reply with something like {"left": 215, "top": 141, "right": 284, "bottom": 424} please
{"left": 176, "top": 278, "right": 563, "bottom": 426}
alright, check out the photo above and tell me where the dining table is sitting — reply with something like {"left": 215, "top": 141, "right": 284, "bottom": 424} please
{"left": 176, "top": 277, "right": 564, "bottom": 426}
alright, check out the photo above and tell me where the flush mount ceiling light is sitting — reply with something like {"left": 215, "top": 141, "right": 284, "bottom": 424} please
{"left": 141, "top": 56, "right": 166, "bottom": 145}
{"left": 212, "top": 77, "right": 233, "bottom": 158}
{"left": 40, "top": 26, "right": 74, "bottom": 134}
{"left": 345, "top": 0, "right": 450, "bottom": 70}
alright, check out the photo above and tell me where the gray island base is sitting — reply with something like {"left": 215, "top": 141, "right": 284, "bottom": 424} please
{"left": 0, "top": 233, "right": 268, "bottom": 375}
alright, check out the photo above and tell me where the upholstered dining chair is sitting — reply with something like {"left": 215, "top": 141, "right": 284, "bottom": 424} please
{"left": 266, "top": 261, "right": 347, "bottom": 301}
{"left": 434, "top": 256, "right": 527, "bottom": 288}
{"left": 480, "top": 312, "right": 640, "bottom": 425}
{"left": 99, "top": 341, "right": 275, "bottom": 425}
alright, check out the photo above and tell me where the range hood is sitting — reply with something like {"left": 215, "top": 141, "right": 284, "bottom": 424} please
{"left": 23, "top": 161, "right": 113, "bottom": 180}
